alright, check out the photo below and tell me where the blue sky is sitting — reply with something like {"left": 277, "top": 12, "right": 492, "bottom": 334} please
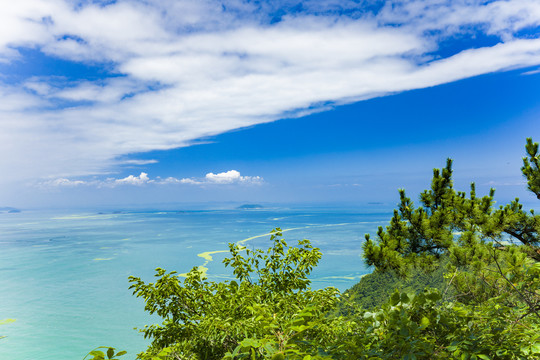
{"left": 1, "top": 0, "right": 540, "bottom": 209}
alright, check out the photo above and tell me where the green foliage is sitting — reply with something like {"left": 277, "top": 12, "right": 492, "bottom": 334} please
{"left": 223, "top": 304, "right": 333, "bottom": 360}
{"left": 86, "top": 138, "right": 540, "bottom": 360}
{"left": 522, "top": 137, "right": 540, "bottom": 199}
{"left": 363, "top": 139, "right": 540, "bottom": 316}
{"left": 128, "top": 229, "right": 340, "bottom": 360}
{"left": 336, "top": 259, "right": 448, "bottom": 312}
{"left": 362, "top": 158, "right": 496, "bottom": 276}
{"left": 323, "top": 137, "right": 540, "bottom": 359}
{"left": 348, "top": 288, "right": 540, "bottom": 359}
{"left": 358, "top": 138, "right": 540, "bottom": 358}
{"left": 83, "top": 347, "right": 127, "bottom": 360}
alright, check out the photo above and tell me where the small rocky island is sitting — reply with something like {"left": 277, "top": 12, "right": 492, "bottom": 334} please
{"left": 237, "top": 204, "right": 264, "bottom": 210}
{"left": 0, "top": 207, "right": 21, "bottom": 213}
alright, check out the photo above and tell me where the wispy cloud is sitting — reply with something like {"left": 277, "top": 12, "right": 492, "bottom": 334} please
{"left": 522, "top": 67, "right": 540, "bottom": 76}
{"left": 43, "top": 178, "right": 87, "bottom": 187}
{"left": 2, "top": 0, "right": 540, "bottom": 187}
{"left": 119, "top": 159, "right": 159, "bottom": 166}
{"left": 483, "top": 180, "right": 527, "bottom": 187}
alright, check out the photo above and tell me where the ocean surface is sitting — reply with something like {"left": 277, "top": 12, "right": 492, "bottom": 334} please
{"left": 0, "top": 206, "right": 392, "bottom": 360}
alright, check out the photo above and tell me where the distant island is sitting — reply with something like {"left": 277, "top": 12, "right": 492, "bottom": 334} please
{"left": 237, "top": 204, "right": 264, "bottom": 210}
{"left": 0, "top": 207, "right": 21, "bottom": 213}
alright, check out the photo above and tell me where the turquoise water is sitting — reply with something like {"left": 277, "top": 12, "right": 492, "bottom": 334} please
{"left": 0, "top": 208, "right": 391, "bottom": 359}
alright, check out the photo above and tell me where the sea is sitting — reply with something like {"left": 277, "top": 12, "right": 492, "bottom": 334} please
{"left": 0, "top": 205, "right": 392, "bottom": 360}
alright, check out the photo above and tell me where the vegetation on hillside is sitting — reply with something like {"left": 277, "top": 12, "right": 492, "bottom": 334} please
{"left": 88, "top": 138, "right": 540, "bottom": 359}
{"left": 335, "top": 260, "right": 448, "bottom": 312}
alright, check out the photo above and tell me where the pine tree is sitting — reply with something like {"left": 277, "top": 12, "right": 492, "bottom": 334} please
{"left": 522, "top": 137, "right": 540, "bottom": 199}
{"left": 363, "top": 138, "right": 540, "bottom": 317}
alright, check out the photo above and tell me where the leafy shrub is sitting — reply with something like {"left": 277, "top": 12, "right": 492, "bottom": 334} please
{"left": 128, "top": 229, "right": 340, "bottom": 359}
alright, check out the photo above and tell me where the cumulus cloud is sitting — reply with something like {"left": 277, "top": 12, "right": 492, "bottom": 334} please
{"left": 205, "top": 170, "right": 262, "bottom": 184}
{"left": 114, "top": 172, "right": 151, "bottom": 185}
{"left": 1, "top": 0, "right": 540, "bottom": 189}
{"left": 163, "top": 170, "right": 263, "bottom": 185}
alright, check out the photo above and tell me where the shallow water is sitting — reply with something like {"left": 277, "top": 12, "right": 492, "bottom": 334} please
{"left": 0, "top": 207, "right": 391, "bottom": 359}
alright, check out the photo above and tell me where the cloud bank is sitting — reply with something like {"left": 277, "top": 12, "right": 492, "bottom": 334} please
{"left": 2, "top": 0, "right": 540, "bottom": 186}
{"left": 41, "top": 170, "right": 263, "bottom": 187}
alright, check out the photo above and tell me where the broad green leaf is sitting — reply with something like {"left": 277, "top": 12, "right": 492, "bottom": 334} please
{"left": 400, "top": 293, "right": 410, "bottom": 304}
{"left": 420, "top": 316, "right": 430, "bottom": 328}
{"left": 390, "top": 291, "right": 401, "bottom": 306}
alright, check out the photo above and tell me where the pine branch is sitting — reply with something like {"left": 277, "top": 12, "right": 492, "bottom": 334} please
{"left": 489, "top": 248, "right": 540, "bottom": 321}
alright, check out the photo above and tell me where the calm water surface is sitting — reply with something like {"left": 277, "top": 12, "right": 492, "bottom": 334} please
{"left": 0, "top": 207, "right": 391, "bottom": 359}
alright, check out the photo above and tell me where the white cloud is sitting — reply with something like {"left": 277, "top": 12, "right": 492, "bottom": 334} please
{"left": 161, "top": 170, "right": 263, "bottom": 185}
{"left": 43, "top": 178, "right": 87, "bottom": 187}
{"left": 205, "top": 170, "right": 263, "bottom": 184}
{"left": 114, "top": 172, "right": 151, "bottom": 185}
{"left": 1, "top": 0, "right": 540, "bottom": 191}
{"left": 159, "top": 176, "right": 189, "bottom": 184}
